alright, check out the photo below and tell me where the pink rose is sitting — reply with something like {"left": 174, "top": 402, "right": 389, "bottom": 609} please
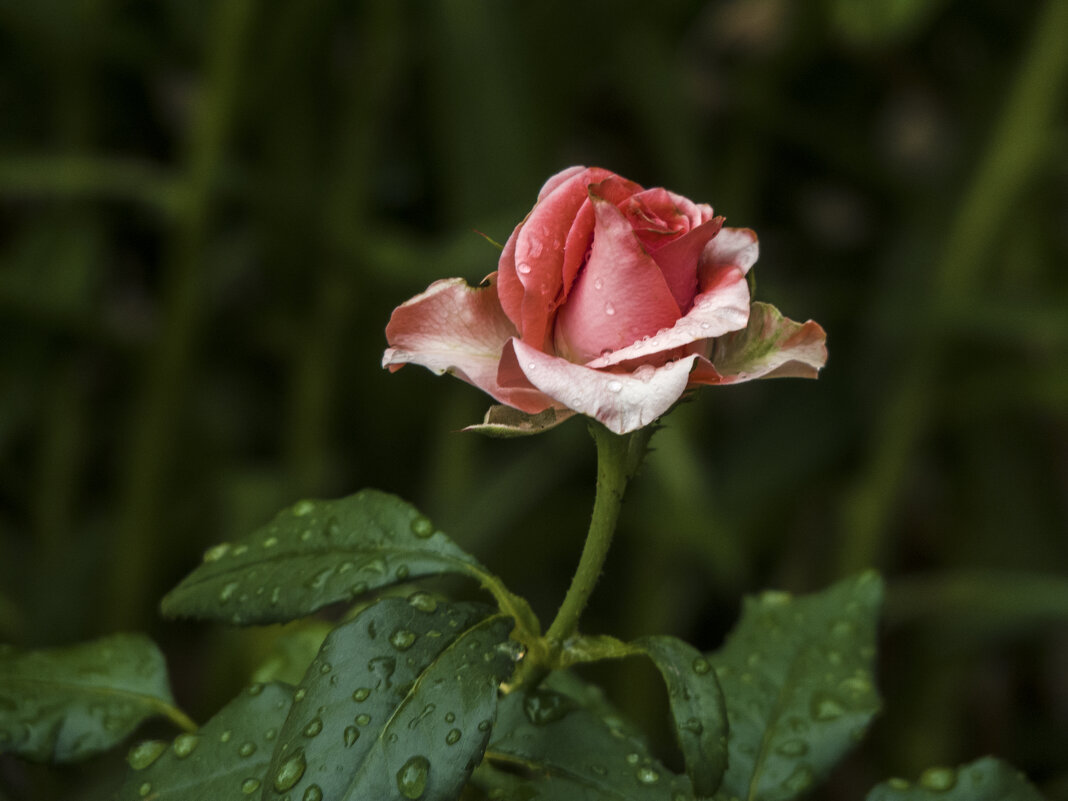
{"left": 383, "top": 166, "right": 827, "bottom": 434}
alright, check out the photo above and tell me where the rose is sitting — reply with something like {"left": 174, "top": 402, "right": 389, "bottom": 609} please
{"left": 383, "top": 166, "right": 827, "bottom": 435}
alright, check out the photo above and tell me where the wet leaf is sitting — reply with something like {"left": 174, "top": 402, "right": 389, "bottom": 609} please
{"left": 264, "top": 597, "right": 517, "bottom": 801}
{"left": 115, "top": 682, "right": 292, "bottom": 800}
{"left": 866, "top": 757, "right": 1047, "bottom": 801}
{"left": 0, "top": 634, "right": 180, "bottom": 762}
{"left": 710, "top": 571, "right": 883, "bottom": 801}
{"left": 478, "top": 671, "right": 692, "bottom": 800}
{"left": 161, "top": 489, "right": 536, "bottom": 634}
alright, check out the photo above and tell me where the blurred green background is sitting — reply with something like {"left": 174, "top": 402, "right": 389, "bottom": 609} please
{"left": 1, "top": 0, "right": 1066, "bottom": 798}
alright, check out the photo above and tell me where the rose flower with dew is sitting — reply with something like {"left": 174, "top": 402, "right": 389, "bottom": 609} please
{"left": 383, "top": 166, "right": 827, "bottom": 435}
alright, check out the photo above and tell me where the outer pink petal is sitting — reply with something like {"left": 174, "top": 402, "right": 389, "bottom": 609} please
{"left": 500, "top": 339, "right": 700, "bottom": 435}
{"left": 553, "top": 196, "right": 681, "bottom": 363}
{"left": 584, "top": 263, "right": 750, "bottom": 370}
{"left": 700, "top": 226, "right": 759, "bottom": 281}
{"left": 687, "top": 302, "right": 828, "bottom": 386}
{"left": 496, "top": 223, "right": 524, "bottom": 328}
{"left": 537, "top": 165, "right": 587, "bottom": 202}
{"left": 514, "top": 167, "right": 614, "bottom": 348}
{"left": 650, "top": 216, "right": 725, "bottom": 311}
{"left": 382, "top": 276, "right": 556, "bottom": 413}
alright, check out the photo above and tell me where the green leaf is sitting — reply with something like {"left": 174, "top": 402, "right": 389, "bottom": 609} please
{"left": 709, "top": 571, "right": 883, "bottom": 801}
{"left": 866, "top": 757, "right": 1048, "bottom": 801}
{"left": 161, "top": 490, "right": 538, "bottom": 637}
{"left": 633, "top": 635, "right": 729, "bottom": 797}
{"left": 0, "top": 634, "right": 186, "bottom": 763}
{"left": 478, "top": 671, "right": 692, "bottom": 800}
{"left": 250, "top": 621, "right": 334, "bottom": 686}
{"left": 116, "top": 682, "right": 293, "bottom": 800}
{"left": 263, "top": 596, "right": 517, "bottom": 801}
{"left": 464, "top": 405, "right": 575, "bottom": 437}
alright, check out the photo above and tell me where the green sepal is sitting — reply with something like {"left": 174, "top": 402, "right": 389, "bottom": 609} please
{"left": 866, "top": 756, "right": 1048, "bottom": 801}
{"left": 464, "top": 405, "right": 574, "bottom": 437}
{"left": 710, "top": 571, "right": 883, "bottom": 801}
{"left": 0, "top": 633, "right": 185, "bottom": 762}
{"left": 263, "top": 596, "right": 518, "bottom": 801}
{"left": 161, "top": 489, "right": 539, "bottom": 639}
{"left": 116, "top": 682, "right": 293, "bottom": 800}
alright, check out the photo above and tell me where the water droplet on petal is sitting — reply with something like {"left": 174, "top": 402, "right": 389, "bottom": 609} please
{"left": 396, "top": 755, "right": 430, "bottom": 799}
{"left": 517, "top": 262, "right": 532, "bottom": 275}
{"left": 594, "top": 278, "right": 604, "bottom": 290}
{"left": 445, "top": 728, "right": 462, "bottom": 745}
{"left": 919, "top": 767, "right": 957, "bottom": 791}
{"left": 127, "top": 740, "right": 167, "bottom": 770}
{"left": 273, "top": 748, "right": 307, "bottom": 792}
{"left": 410, "top": 516, "right": 434, "bottom": 538}
{"left": 604, "top": 302, "right": 616, "bottom": 316}
{"left": 607, "top": 380, "right": 623, "bottom": 393}
{"left": 172, "top": 733, "right": 199, "bottom": 758}
{"left": 241, "top": 778, "right": 260, "bottom": 795}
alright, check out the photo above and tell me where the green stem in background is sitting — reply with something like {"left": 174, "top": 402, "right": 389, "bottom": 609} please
{"left": 543, "top": 423, "right": 654, "bottom": 650}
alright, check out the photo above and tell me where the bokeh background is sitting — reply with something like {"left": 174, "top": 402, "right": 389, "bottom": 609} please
{"left": 1, "top": 0, "right": 1066, "bottom": 798}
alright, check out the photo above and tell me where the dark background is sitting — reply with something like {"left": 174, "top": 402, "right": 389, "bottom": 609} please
{"left": 1, "top": 1, "right": 1066, "bottom": 798}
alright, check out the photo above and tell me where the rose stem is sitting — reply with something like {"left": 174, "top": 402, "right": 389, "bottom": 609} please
{"left": 521, "top": 422, "right": 653, "bottom": 683}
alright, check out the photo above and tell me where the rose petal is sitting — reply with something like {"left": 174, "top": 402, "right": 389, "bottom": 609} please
{"left": 553, "top": 195, "right": 681, "bottom": 363}
{"left": 700, "top": 226, "right": 759, "bottom": 281}
{"left": 687, "top": 302, "right": 828, "bottom": 385}
{"left": 501, "top": 339, "right": 700, "bottom": 435}
{"left": 650, "top": 216, "right": 725, "bottom": 311}
{"left": 584, "top": 263, "right": 750, "bottom": 369}
{"left": 537, "top": 165, "right": 587, "bottom": 202}
{"left": 513, "top": 167, "right": 614, "bottom": 348}
{"left": 496, "top": 223, "right": 525, "bottom": 328}
{"left": 382, "top": 276, "right": 556, "bottom": 413}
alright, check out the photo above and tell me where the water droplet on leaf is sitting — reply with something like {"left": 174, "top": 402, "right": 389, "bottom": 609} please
{"left": 303, "top": 784, "right": 323, "bottom": 801}
{"left": 396, "top": 755, "right": 430, "bottom": 799}
{"left": 353, "top": 687, "right": 371, "bottom": 702}
{"left": 293, "top": 500, "right": 314, "bottom": 516}
{"left": 203, "top": 543, "right": 230, "bottom": 562}
{"left": 273, "top": 748, "right": 307, "bottom": 792}
{"left": 355, "top": 713, "right": 372, "bottom": 726}
{"left": 445, "top": 728, "right": 462, "bottom": 745}
{"left": 172, "top": 733, "right": 199, "bottom": 758}
{"left": 636, "top": 767, "right": 660, "bottom": 784}
{"left": 390, "top": 629, "right": 417, "bottom": 650}
{"left": 410, "top": 516, "right": 434, "bottom": 538}
{"left": 241, "top": 778, "right": 260, "bottom": 795}
{"left": 919, "top": 767, "right": 957, "bottom": 791}
{"left": 303, "top": 717, "right": 323, "bottom": 737}
{"left": 810, "top": 692, "right": 845, "bottom": 721}
{"left": 127, "top": 740, "right": 167, "bottom": 770}
{"left": 407, "top": 591, "right": 438, "bottom": 613}
{"left": 344, "top": 726, "right": 360, "bottom": 747}
{"left": 692, "top": 657, "right": 711, "bottom": 675}
{"left": 238, "top": 741, "right": 256, "bottom": 757}
{"left": 219, "top": 582, "right": 239, "bottom": 603}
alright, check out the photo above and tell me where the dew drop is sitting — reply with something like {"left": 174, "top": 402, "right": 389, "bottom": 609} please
{"left": 232, "top": 544, "right": 249, "bottom": 556}
{"left": 294, "top": 688, "right": 307, "bottom": 702}
{"left": 410, "top": 516, "right": 434, "bottom": 538}
{"left": 692, "top": 657, "right": 712, "bottom": 675}
{"left": 444, "top": 712, "right": 456, "bottom": 724}
{"left": 604, "top": 302, "right": 616, "bottom": 316}
{"left": 172, "top": 733, "right": 199, "bottom": 758}
{"left": 273, "top": 748, "right": 307, "bottom": 792}
{"left": 319, "top": 662, "right": 332, "bottom": 675}
{"left": 353, "top": 687, "right": 371, "bottom": 702}
{"left": 775, "top": 739, "right": 808, "bottom": 757}
{"left": 355, "top": 713, "right": 372, "bottom": 726}
{"left": 390, "top": 629, "right": 418, "bottom": 651}
{"left": 396, "top": 755, "right": 430, "bottom": 799}
{"left": 241, "top": 778, "right": 260, "bottom": 795}
{"left": 919, "top": 767, "right": 957, "bottom": 791}
{"left": 368, "top": 655, "right": 396, "bottom": 689}
{"left": 262, "top": 536, "right": 278, "bottom": 548}
{"left": 138, "top": 782, "right": 152, "bottom": 798}
{"left": 407, "top": 591, "right": 438, "bottom": 613}
{"left": 625, "top": 753, "right": 640, "bottom": 766}
{"left": 219, "top": 729, "right": 232, "bottom": 743}
{"left": 344, "top": 726, "right": 360, "bottom": 747}
{"left": 395, "top": 564, "right": 410, "bottom": 580}
{"left": 681, "top": 718, "right": 703, "bottom": 736}
{"left": 127, "top": 740, "right": 167, "bottom": 770}
{"left": 303, "top": 717, "right": 323, "bottom": 737}
{"left": 517, "top": 262, "right": 532, "bottom": 275}
{"left": 293, "top": 500, "right": 314, "bottom": 516}
{"left": 523, "top": 689, "right": 573, "bottom": 726}
{"left": 238, "top": 742, "right": 257, "bottom": 758}
{"left": 203, "top": 543, "right": 230, "bottom": 562}
{"left": 265, "top": 727, "right": 277, "bottom": 741}
{"left": 810, "top": 692, "right": 846, "bottom": 721}
{"left": 219, "top": 582, "right": 240, "bottom": 603}
{"left": 636, "top": 767, "right": 660, "bottom": 784}
{"left": 303, "top": 784, "right": 324, "bottom": 801}
{"left": 607, "top": 380, "right": 623, "bottom": 393}
{"left": 594, "top": 278, "right": 604, "bottom": 290}
{"left": 445, "top": 728, "right": 462, "bottom": 745}
{"left": 477, "top": 720, "right": 492, "bottom": 732}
